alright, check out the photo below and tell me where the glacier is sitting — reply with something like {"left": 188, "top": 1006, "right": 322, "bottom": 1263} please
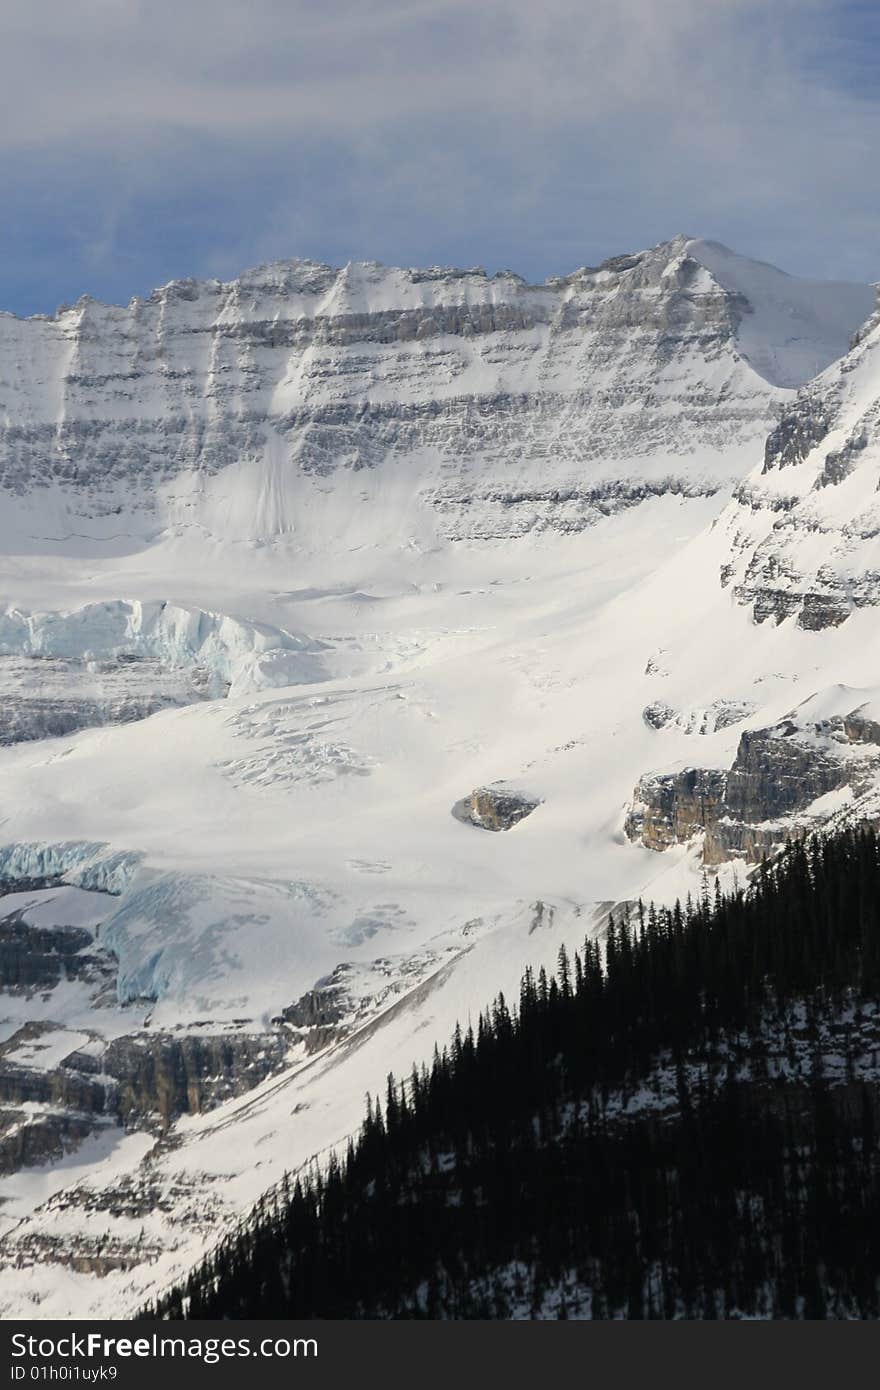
{"left": 0, "top": 599, "right": 328, "bottom": 696}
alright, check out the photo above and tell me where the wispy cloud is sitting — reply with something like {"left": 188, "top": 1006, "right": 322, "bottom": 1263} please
{"left": 1, "top": 1, "right": 878, "bottom": 312}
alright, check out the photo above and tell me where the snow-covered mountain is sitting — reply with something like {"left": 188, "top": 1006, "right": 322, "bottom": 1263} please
{"left": 0, "top": 235, "right": 870, "bottom": 553}
{"left": 0, "top": 237, "right": 877, "bottom": 1318}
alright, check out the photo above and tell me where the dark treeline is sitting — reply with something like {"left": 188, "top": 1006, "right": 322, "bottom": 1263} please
{"left": 152, "top": 828, "right": 880, "bottom": 1319}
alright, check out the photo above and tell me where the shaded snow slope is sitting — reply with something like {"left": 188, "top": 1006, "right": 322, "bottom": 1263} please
{"left": 688, "top": 239, "right": 875, "bottom": 388}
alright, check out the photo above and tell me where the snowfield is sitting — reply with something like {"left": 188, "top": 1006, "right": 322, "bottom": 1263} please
{"left": 0, "top": 237, "right": 878, "bottom": 1317}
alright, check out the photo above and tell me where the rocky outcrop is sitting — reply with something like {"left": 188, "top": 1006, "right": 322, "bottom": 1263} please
{"left": 0, "top": 1170, "right": 222, "bottom": 1275}
{"left": 626, "top": 700, "right": 880, "bottom": 864}
{"left": 721, "top": 726, "right": 853, "bottom": 823}
{"left": 702, "top": 821, "right": 786, "bottom": 866}
{"left": 0, "top": 1030, "right": 112, "bottom": 1173}
{"left": 0, "top": 1109, "right": 104, "bottom": 1176}
{"left": 642, "top": 701, "right": 676, "bottom": 730}
{"left": 97, "top": 1032, "right": 291, "bottom": 1131}
{"left": 642, "top": 699, "right": 755, "bottom": 735}
{"left": 452, "top": 786, "right": 542, "bottom": 832}
{"left": 0, "top": 1023, "right": 294, "bottom": 1178}
{"left": 0, "top": 914, "right": 105, "bottom": 990}
{"left": 276, "top": 974, "right": 353, "bottom": 1054}
{"left": 761, "top": 394, "right": 831, "bottom": 473}
{"left": 625, "top": 769, "right": 726, "bottom": 854}
{"left": 844, "top": 706, "right": 880, "bottom": 746}
{"left": 0, "top": 1062, "right": 107, "bottom": 1113}
{"left": 278, "top": 987, "right": 348, "bottom": 1030}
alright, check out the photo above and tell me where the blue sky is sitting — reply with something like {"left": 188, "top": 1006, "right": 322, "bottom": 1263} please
{"left": 1, "top": 0, "right": 879, "bottom": 315}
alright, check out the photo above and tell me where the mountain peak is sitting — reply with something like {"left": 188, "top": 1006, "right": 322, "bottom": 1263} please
{"left": 684, "top": 237, "right": 876, "bottom": 387}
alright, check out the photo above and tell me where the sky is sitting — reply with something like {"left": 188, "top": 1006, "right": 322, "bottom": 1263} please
{"left": 1, "top": 0, "right": 880, "bottom": 315}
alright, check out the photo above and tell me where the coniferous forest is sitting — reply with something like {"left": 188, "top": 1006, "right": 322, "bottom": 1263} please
{"left": 151, "top": 828, "right": 880, "bottom": 1319}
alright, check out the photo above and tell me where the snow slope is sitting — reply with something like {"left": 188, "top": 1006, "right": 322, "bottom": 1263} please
{"left": 0, "top": 238, "right": 876, "bottom": 1317}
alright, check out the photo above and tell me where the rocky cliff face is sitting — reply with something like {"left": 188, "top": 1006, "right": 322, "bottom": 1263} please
{"left": 0, "top": 1022, "right": 294, "bottom": 1177}
{"left": 626, "top": 691, "right": 880, "bottom": 864}
{"left": 0, "top": 915, "right": 96, "bottom": 989}
{"left": 98, "top": 1031, "right": 290, "bottom": 1130}
{"left": 1, "top": 237, "right": 867, "bottom": 549}
{"left": 624, "top": 768, "right": 727, "bottom": 854}
{"left": 0, "top": 1109, "right": 101, "bottom": 1177}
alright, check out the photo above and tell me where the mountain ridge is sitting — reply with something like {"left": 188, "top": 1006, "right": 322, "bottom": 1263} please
{"left": 0, "top": 235, "right": 872, "bottom": 555}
